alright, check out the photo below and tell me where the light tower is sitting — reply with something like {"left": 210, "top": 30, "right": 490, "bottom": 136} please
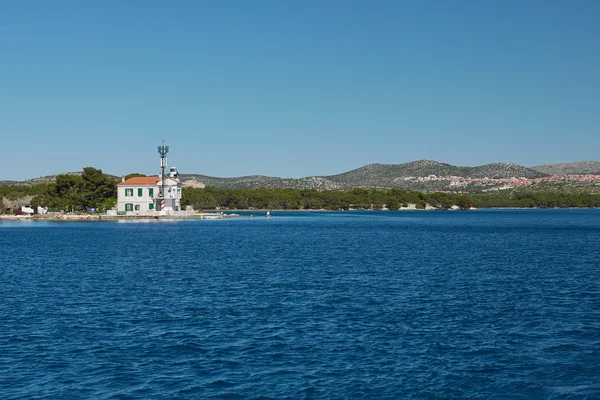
{"left": 158, "top": 142, "right": 169, "bottom": 209}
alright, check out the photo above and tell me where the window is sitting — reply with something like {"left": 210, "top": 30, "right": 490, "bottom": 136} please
{"left": 149, "top": 203, "right": 154, "bottom": 210}
{"left": 125, "top": 188, "right": 133, "bottom": 197}
{"left": 125, "top": 203, "right": 133, "bottom": 211}
{"left": 135, "top": 205, "right": 140, "bottom": 211}
{"left": 138, "top": 188, "right": 143, "bottom": 197}
{"left": 149, "top": 188, "right": 154, "bottom": 197}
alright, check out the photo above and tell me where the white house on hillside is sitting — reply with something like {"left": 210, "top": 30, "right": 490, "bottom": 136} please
{"left": 117, "top": 174, "right": 182, "bottom": 214}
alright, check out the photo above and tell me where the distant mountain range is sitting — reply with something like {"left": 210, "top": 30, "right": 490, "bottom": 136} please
{"left": 180, "top": 160, "right": 548, "bottom": 191}
{"left": 532, "top": 161, "right": 600, "bottom": 176}
{"left": 180, "top": 160, "right": 600, "bottom": 191}
{"left": 12, "top": 172, "right": 96, "bottom": 185}
{"left": 4, "top": 160, "right": 600, "bottom": 192}
{"left": 328, "top": 160, "right": 546, "bottom": 183}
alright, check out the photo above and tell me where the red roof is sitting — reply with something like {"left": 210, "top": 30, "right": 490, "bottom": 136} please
{"left": 119, "top": 177, "right": 182, "bottom": 185}
{"left": 119, "top": 177, "right": 161, "bottom": 185}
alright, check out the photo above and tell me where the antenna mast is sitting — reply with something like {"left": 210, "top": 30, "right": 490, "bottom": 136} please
{"left": 158, "top": 142, "right": 169, "bottom": 201}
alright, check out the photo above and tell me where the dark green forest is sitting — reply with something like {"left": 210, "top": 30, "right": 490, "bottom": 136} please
{"left": 2, "top": 168, "right": 600, "bottom": 213}
{"left": 180, "top": 187, "right": 600, "bottom": 210}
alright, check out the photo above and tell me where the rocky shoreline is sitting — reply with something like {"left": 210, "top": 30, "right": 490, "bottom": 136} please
{"left": 0, "top": 213, "right": 245, "bottom": 222}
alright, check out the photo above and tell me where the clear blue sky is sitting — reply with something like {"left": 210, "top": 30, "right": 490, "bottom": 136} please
{"left": 1, "top": 0, "right": 599, "bottom": 180}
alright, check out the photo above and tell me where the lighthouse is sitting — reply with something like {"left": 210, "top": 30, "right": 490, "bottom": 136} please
{"left": 117, "top": 143, "right": 183, "bottom": 214}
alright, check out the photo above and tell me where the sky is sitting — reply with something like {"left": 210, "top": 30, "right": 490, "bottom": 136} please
{"left": 1, "top": 0, "right": 599, "bottom": 180}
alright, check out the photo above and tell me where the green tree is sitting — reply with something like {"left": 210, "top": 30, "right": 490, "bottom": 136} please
{"left": 125, "top": 173, "right": 146, "bottom": 180}
{"left": 81, "top": 167, "right": 118, "bottom": 209}
{"left": 388, "top": 197, "right": 400, "bottom": 210}
{"left": 54, "top": 174, "right": 84, "bottom": 209}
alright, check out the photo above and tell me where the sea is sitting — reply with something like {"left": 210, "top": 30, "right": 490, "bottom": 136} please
{"left": 1, "top": 210, "right": 599, "bottom": 399}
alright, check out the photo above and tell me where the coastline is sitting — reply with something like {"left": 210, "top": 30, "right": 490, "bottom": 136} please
{"left": 0, "top": 213, "right": 247, "bottom": 222}
{"left": 2, "top": 207, "right": 598, "bottom": 223}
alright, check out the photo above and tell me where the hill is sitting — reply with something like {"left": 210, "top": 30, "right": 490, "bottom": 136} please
{"left": 22, "top": 172, "right": 84, "bottom": 185}
{"left": 178, "top": 174, "right": 345, "bottom": 190}
{"left": 180, "top": 160, "right": 548, "bottom": 192}
{"left": 3, "top": 160, "right": 584, "bottom": 193}
{"left": 325, "top": 160, "right": 546, "bottom": 187}
{"left": 532, "top": 161, "right": 600, "bottom": 175}
{"left": 0, "top": 172, "right": 121, "bottom": 186}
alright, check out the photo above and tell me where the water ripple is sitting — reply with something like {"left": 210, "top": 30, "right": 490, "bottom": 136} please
{"left": 1, "top": 210, "right": 599, "bottom": 398}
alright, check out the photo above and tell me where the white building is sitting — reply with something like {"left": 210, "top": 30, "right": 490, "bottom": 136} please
{"left": 117, "top": 173, "right": 183, "bottom": 214}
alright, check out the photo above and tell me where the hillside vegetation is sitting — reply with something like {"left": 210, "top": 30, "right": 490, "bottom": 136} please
{"left": 180, "top": 160, "right": 548, "bottom": 191}
{"left": 532, "top": 161, "right": 600, "bottom": 175}
{"left": 3, "top": 168, "right": 600, "bottom": 213}
{"left": 326, "top": 160, "right": 546, "bottom": 185}
{"left": 6, "top": 160, "right": 600, "bottom": 193}
{"left": 180, "top": 186, "right": 600, "bottom": 211}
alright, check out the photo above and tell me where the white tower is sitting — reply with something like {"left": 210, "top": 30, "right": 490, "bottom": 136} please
{"left": 169, "top": 164, "right": 179, "bottom": 179}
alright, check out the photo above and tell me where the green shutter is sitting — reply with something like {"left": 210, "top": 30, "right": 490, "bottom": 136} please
{"left": 138, "top": 188, "right": 143, "bottom": 197}
{"left": 149, "top": 188, "right": 154, "bottom": 197}
{"left": 149, "top": 203, "right": 154, "bottom": 210}
{"left": 135, "top": 205, "right": 140, "bottom": 211}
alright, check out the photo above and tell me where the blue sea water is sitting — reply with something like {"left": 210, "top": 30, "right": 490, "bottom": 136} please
{"left": 1, "top": 210, "right": 599, "bottom": 399}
